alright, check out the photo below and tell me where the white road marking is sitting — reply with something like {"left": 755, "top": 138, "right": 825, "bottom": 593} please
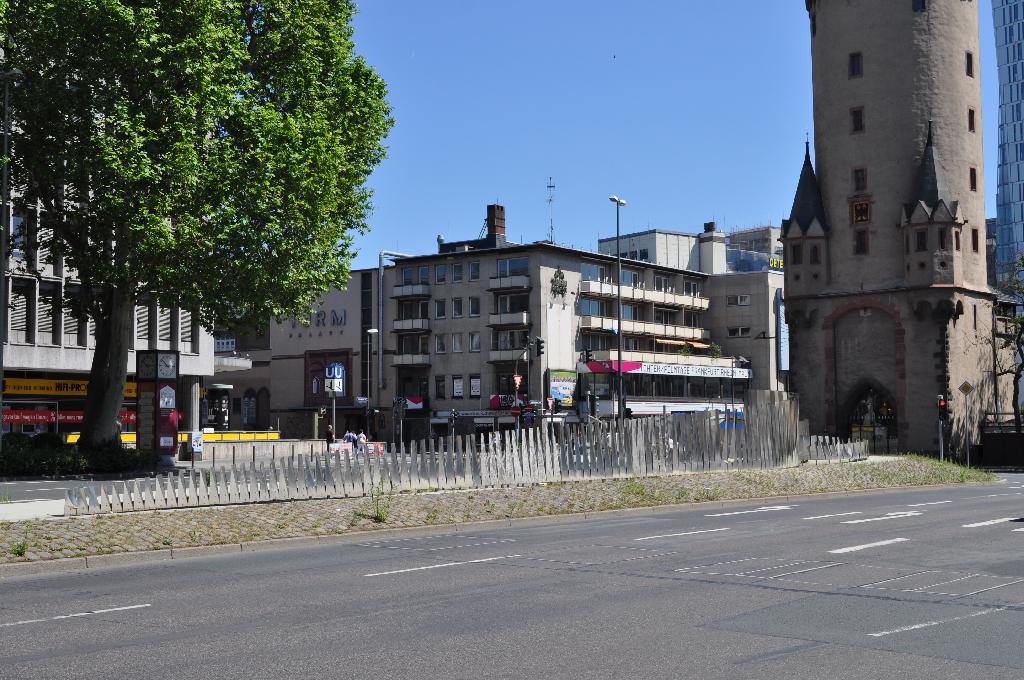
{"left": 803, "top": 512, "right": 862, "bottom": 520}
{"left": 858, "top": 570, "right": 936, "bottom": 588}
{"left": 705, "top": 505, "right": 796, "bottom": 517}
{"left": 909, "top": 574, "right": 979, "bottom": 591}
{"left": 867, "top": 608, "right": 1003, "bottom": 637}
{"left": 841, "top": 512, "right": 922, "bottom": 524}
{"left": 962, "top": 517, "right": 1019, "bottom": 528}
{"left": 0, "top": 604, "right": 151, "bottom": 628}
{"left": 768, "top": 563, "right": 841, "bottom": 579}
{"left": 906, "top": 501, "right": 953, "bottom": 507}
{"left": 364, "top": 555, "right": 521, "bottom": 577}
{"left": 634, "top": 528, "right": 730, "bottom": 542}
{"left": 957, "top": 579, "right": 1024, "bottom": 597}
{"left": 829, "top": 538, "right": 908, "bottom": 554}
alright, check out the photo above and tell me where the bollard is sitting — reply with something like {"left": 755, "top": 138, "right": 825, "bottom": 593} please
{"left": 232, "top": 445, "right": 236, "bottom": 467}
{"left": 252, "top": 445, "right": 256, "bottom": 465}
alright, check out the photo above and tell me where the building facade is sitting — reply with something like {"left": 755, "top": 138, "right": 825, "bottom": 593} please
{"left": 783, "top": 0, "right": 1013, "bottom": 453}
{"left": 227, "top": 205, "right": 755, "bottom": 442}
{"left": 994, "top": 0, "right": 1024, "bottom": 283}
{"left": 3, "top": 205, "right": 215, "bottom": 436}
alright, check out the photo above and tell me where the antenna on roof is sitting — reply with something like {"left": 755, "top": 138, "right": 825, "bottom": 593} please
{"left": 546, "top": 177, "right": 556, "bottom": 243}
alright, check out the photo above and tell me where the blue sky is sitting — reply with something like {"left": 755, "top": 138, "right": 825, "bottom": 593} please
{"left": 349, "top": 1, "right": 999, "bottom": 270}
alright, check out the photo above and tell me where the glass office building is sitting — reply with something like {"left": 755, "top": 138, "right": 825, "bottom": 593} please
{"left": 994, "top": 0, "right": 1024, "bottom": 282}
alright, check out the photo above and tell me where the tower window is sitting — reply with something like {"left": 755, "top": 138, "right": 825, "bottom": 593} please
{"left": 849, "top": 52, "right": 863, "bottom": 78}
{"left": 810, "top": 244, "right": 821, "bottom": 265}
{"left": 791, "top": 243, "right": 803, "bottom": 265}
{"left": 971, "top": 228, "right": 979, "bottom": 252}
{"left": 966, "top": 52, "right": 974, "bottom": 78}
{"left": 850, "top": 107, "right": 865, "bottom": 133}
{"left": 852, "top": 200, "right": 871, "bottom": 223}
{"left": 916, "top": 230, "right": 927, "bottom": 252}
{"left": 955, "top": 230, "right": 961, "bottom": 251}
{"left": 939, "top": 228, "right": 947, "bottom": 250}
{"left": 913, "top": 0, "right": 926, "bottom": 10}
{"left": 854, "top": 230, "right": 869, "bottom": 255}
{"left": 968, "top": 108, "right": 976, "bottom": 133}
{"left": 853, "top": 167, "right": 868, "bottom": 192}
{"left": 969, "top": 167, "right": 978, "bottom": 192}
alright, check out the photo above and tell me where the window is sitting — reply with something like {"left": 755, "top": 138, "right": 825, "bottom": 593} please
{"left": 435, "top": 264, "right": 447, "bottom": 284}
{"left": 434, "top": 299, "right": 446, "bottom": 319}
{"left": 494, "top": 329, "right": 529, "bottom": 350}
{"left": 451, "top": 333, "right": 463, "bottom": 353}
{"left": 435, "top": 375, "right": 446, "bottom": 399}
{"left": 579, "top": 297, "right": 607, "bottom": 317}
{"left": 791, "top": 244, "right": 803, "bottom": 265}
{"left": 497, "top": 257, "right": 528, "bottom": 277}
{"left": 399, "top": 334, "right": 428, "bottom": 354}
{"left": 810, "top": 244, "right": 821, "bottom": 265}
{"left": 905, "top": 232, "right": 910, "bottom": 255}
{"left": 398, "top": 300, "right": 428, "bottom": 320}
{"left": 968, "top": 108, "right": 976, "bottom": 133}
{"left": 969, "top": 167, "right": 978, "bottom": 192}
{"left": 581, "top": 262, "right": 609, "bottom": 282}
{"left": 418, "top": 266, "right": 430, "bottom": 284}
{"left": 435, "top": 334, "right": 446, "bottom": 353}
{"left": 654, "top": 274, "right": 673, "bottom": 292}
{"left": 955, "top": 230, "right": 961, "bottom": 251}
{"left": 850, "top": 107, "right": 864, "bottom": 133}
{"left": 468, "top": 262, "right": 480, "bottom": 281}
{"left": 452, "top": 298, "right": 463, "bottom": 318}
{"left": 854, "top": 229, "right": 868, "bottom": 255}
{"left": 452, "top": 263, "right": 463, "bottom": 283}
{"left": 639, "top": 249, "right": 649, "bottom": 261}
{"left": 401, "top": 267, "right": 414, "bottom": 285}
{"left": 853, "top": 168, "right": 867, "bottom": 192}
{"left": 849, "top": 52, "right": 863, "bottom": 78}
{"left": 469, "top": 375, "right": 481, "bottom": 397}
{"left": 727, "top": 327, "right": 751, "bottom": 338}
{"left": 582, "top": 333, "right": 612, "bottom": 351}
{"left": 913, "top": 0, "right": 926, "bottom": 11}
{"left": 469, "top": 297, "right": 480, "bottom": 317}
{"left": 682, "top": 280, "right": 701, "bottom": 297}
{"left": 496, "top": 293, "right": 529, "bottom": 314}
{"left": 469, "top": 332, "right": 481, "bottom": 352}
{"left": 623, "top": 336, "right": 641, "bottom": 351}
{"left": 939, "top": 229, "right": 947, "bottom": 250}
{"left": 452, "top": 376, "right": 464, "bottom": 399}
{"left": 726, "top": 294, "right": 751, "bottom": 307}
{"left": 852, "top": 201, "right": 871, "bottom": 223}
{"left": 621, "top": 303, "right": 641, "bottom": 321}
{"left": 682, "top": 310, "right": 702, "bottom": 327}
{"left": 971, "top": 228, "right": 979, "bottom": 253}
{"left": 620, "top": 269, "right": 641, "bottom": 287}
{"left": 916, "top": 229, "right": 928, "bottom": 252}
{"left": 653, "top": 308, "right": 675, "bottom": 325}
{"left": 965, "top": 51, "right": 974, "bottom": 78}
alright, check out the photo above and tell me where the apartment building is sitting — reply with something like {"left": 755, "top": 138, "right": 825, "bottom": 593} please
{"left": 2, "top": 206, "right": 214, "bottom": 436}
{"left": 227, "top": 205, "right": 752, "bottom": 441}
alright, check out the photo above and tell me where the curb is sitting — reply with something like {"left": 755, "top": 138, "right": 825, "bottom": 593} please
{"left": 0, "top": 475, "right": 996, "bottom": 579}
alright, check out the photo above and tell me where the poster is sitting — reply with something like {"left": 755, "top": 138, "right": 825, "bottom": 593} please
{"left": 453, "top": 377, "right": 464, "bottom": 398}
{"left": 470, "top": 377, "right": 481, "bottom": 397}
{"left": 549, "top": 370, "right": 577, "bottom": 406}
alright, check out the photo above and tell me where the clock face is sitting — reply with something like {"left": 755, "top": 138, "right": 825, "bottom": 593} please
{"left": 158, "top": 353, "right": 178, "bottom": 379}
{"left": 138, "top": 353, "right": 157, "bottom": 379}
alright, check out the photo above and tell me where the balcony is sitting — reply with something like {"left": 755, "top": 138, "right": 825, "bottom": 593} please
{"left": 578, "top": 315, "right": 710, "bottom": 342}
{"left": 392, "top": 318, "right": 430, "bottom": 333}
{"left": 488, "top": 312, "right": 531, "bottom": 327}
{"left": 590, "top": 350, "right": 738, "bottom": 369}
{"left": 392, "top": 283, "right": 431, "bottom": 299}
{"left": 579, "top": 279, "right": 709, "bottom": 310}
{"left": 487, "top": 275, "right": 531, "bottom": 291}
{"left": 392, "top": 354, "right": 431, "bottom": 366}
{"left": 488, "top": 348, "right": 529, "bottom": 363}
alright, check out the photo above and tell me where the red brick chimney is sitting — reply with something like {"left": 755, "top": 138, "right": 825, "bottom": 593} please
{"left": 486, "top": 204, "right": 506, "bottom": 238}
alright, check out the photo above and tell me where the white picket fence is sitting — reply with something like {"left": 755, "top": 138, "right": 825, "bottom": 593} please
{"left": 65, "top": 391, "right": 809, "bottom": 516}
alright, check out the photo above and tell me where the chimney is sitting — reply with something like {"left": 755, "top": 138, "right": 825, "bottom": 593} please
{"left": 703, "top": 221, "right": 717, "bottom": 233}
{"left": 486, "top": 204, "right": 506, "bottom": 238}
{"left": 437, "top": 234, "right": 445, "bottom": 248}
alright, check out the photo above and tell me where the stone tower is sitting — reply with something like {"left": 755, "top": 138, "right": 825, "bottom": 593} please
{"left": 783, "top": 0, "right": 1013, "bottom": 453}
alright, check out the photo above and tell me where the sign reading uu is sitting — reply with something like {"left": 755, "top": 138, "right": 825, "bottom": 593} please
{"left": 325, "top": 363, "right": 346, "bottom": 396}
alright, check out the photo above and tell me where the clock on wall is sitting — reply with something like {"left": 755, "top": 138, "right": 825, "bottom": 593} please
{"left": 137, "top": 352, "right": 157, "bottom": 380}
{"left": 157, "top": 352, "right": 178, "bottom": 379}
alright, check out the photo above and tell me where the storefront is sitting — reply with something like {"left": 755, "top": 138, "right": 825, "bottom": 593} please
{"left": 2, "top": 376, "right": 137, "bottom": 436}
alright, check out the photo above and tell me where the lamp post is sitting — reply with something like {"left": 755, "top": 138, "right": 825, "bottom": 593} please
{"left": 0, "top": 67, "right": 23, "bottom": 455}
{"left": 366, "top": 328, "right": 378, "bottom": 437}
{"left": 609, "top": 195, "right": 627, "bottom": 422}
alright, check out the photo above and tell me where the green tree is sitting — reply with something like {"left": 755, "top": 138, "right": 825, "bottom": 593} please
{"left": 2, "top": 1, "right": 392, "bottom": 450}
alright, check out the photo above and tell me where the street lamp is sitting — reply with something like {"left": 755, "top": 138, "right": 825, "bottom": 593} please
{"left": 366, "top": 328, "right": 378, "bottom": 437}
{"left": 0, "top": 68, "right": 23, "bottom": 455}
{"left": 609, "top": 195, "right": 627, "bottom": 422}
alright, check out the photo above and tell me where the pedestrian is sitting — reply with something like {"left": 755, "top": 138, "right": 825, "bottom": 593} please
{"left": 357, "top": 431, "right": 367, "bottom": 447}
{"left": 325, "top": 424, "right": 335, "bottom": 445}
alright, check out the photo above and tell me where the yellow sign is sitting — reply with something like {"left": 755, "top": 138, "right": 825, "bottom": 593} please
{"left": 3, "top": 378, "right": 138, "bottom": 399}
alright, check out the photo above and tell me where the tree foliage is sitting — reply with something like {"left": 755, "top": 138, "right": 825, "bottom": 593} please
{"left": 1, "top": 0, "right": 392, "bottom": 447}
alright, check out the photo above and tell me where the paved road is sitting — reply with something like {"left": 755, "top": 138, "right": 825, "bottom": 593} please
{"left": 2, "top": 474, "right": 1024, "bottom": 679}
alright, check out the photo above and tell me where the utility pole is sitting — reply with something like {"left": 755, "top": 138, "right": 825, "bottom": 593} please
{"left": 609, "top": 196, "right": 627, "bottom": 422}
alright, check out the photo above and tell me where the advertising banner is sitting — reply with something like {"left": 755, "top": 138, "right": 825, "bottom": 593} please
{"left": 548, "top": 370, "right": 577, "bottom": 406}
{"left": 2, "top": 378, "right": 137, "bottom": 398}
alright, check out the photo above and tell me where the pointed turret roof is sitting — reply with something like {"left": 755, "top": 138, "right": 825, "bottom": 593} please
{"left": 783, "top": 142, "right": 829, "bottom": 237}
{"left": 905, "top": 121, "right": 960, "bottom": 221}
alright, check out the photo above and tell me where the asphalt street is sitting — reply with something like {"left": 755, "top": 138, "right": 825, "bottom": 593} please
{"left": 2, "top": 474, "right": 1024, "bottom": 679}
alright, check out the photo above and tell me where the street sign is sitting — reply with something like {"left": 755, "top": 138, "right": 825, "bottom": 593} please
{"left": 325, "top": 363, "right": 346, "bottom": 396}
{"left": 191, "top": 431, "right": 204, "bottom": 454}
{"left": 958, "top": 381, "right": 974, "bottom": 396}
{"left": 546, "top": 397, "right": 554, "bottom": 410}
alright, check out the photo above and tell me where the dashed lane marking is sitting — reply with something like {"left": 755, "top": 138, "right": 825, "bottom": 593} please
{"left": 364, "top": 555, "right": 521, "bottom": 577}
{"left": 0, "top": 604, "right": 151, "bottom": 628}
{"left": 634, "top": 528, "right": 730, "bottom": 542}
{"left": 706, "top": 505, "right": 796, "bottom": 517}
{"left": 867, "top": 608, "right": 1005, "bottom": 638}
{"left": 828, "top": 538, "right": 909, "bottom": 554}
{"left": 906, "top": 501, "right": 953, "bottom": 507}
{"left": 962, "top": 518, "right": 1019, "bottom": 528}
{"left": 841, "top": 512, "right": 922, "bottom": 524}
{"left": 803, "top": 512, "right": 862, "bottom": 520}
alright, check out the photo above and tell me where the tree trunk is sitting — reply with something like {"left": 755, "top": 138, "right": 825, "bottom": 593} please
{"left": 79, "top": 287, "right": 134, "bottom": 450}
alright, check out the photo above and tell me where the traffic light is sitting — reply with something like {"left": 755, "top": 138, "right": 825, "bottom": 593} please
{"left": 587, "top": 392, "right": 598, "bottom": 416}
{"left": 583, "top": 349, "right": 593, "bottom": 363}
{"left": 624, "top": 407, "right": 634, "bottom": 419}
{"left": 535, "top": 337, "right": 545, "bottom": 357}
{"left": 937, "top": 394, "right": 949, "bottom": 421}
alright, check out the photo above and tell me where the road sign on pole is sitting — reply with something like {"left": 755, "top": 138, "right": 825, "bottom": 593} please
{"left": 958, "top": 381, "right": 974, "bottom": 396}
{"left": 959, "top": 381, "right": 975, "bottom": 467}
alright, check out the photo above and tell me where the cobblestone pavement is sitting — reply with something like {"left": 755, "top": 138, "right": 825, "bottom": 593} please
{"left": 0, "top": 457, "right": 990, "bottom": 564}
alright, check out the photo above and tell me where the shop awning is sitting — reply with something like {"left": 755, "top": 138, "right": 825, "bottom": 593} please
{"left": 655, "top": 338, "right": 709, "bottom": 348}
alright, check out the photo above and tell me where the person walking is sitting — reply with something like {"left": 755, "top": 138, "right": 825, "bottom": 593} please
{"left": 325, "top": 424, "right": 336, "bottom": 445}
